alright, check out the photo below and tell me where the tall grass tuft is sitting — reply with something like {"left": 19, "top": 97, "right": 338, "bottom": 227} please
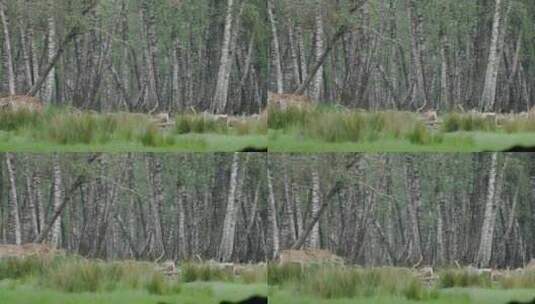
{"left": 43, "top": 113, "right": 119, "bottom": 145}
{"left": 175, "top": 114, "right": 226, "bottom": 134}
{"left": 442, "top": 113, "right": 496, "bottom": 133}
{"left": 502, "top": 118, "right": 535, "bottom": 133}
{"left": 139, "top": 124, "right": 176, "bottom": 147}
{"left": 181, "top": 263, "right": 232, "bottom": 282}
{"left": 145, "top": 272, "right": 181, "bottom": 295}
{"left": 499, "top": 271, "right": 535, "bottom": 289}
{"left": 268, "top": 265, "right": 436, "bottom": 300}
{"left": 268, "top": 105, "right": 310, "bottom": 130}
{"left": 0, "top": 110, "right": 41, "bottom": 132}
{"left": 41, "top": 258, "right": 161, "bottom": 293}
{"left": 0, "top": 256, "right": 51, "bottom": 280}
{"left": 268, "top": 263, "right": 304, "bottom": 286}
{"left": 438, "top": 269, "right": 492, "bottom": 288}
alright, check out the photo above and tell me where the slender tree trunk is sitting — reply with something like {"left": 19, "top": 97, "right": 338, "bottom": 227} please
{"left": 6, "top": 153, "right": 22, "bottom": 245}
{"left": 310, "top": 1, "right": 324, "bottom": 101}
{"left": 0, "top": 0, "right": 16, "bottom": 95}
{"left": 480, "top": 0, "right": 507, "bottom": 111}
{"left": 476, "top": 153, "right": 499, "bottom": 267}
{"left": 176, "top": 181, "right": 187, "bottom": 259}
{"left": 267, "top": 0, "right": 283, "bottom": 94}
{"left": 218, "top": 153, "right": 240, "bottom": 262}
{"left": 43, "top": 15, "right": 56, "bottom": 102}
{"left": 266, "top": 162, "right": 280, "bottom": 259}
{"left": 212, "top": 0, "right": 235, "bottom": 114}
{"left": 50, "top": 155, "right": 62, "bottom": 248}
{"left": 148, "top": 156, "right": 165, "bottom": 259}
{"left": 141, "top": 0, "right": 160, "bottom": 112}
{"left": 405, "top": 155, "right": 423, "bottom": 265}
{"left": 407, "top": 0, "right": 428, "bottom": 110}
{"left": 307, "top": 168, "right": 321, "bottom": 248}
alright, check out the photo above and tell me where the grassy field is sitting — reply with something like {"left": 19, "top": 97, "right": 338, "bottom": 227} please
{"left": 0, "top": 256, "right": 267, "bottom": 304}
{"left": 3, "top": 106, "right": 535, "bottom": 152}
{"left": 0, "top": 132, "right": 267, "bottom": 152}
{"left": 268, "top": 264, "right": 535, "bottom": 304}
{"left": 0, "top": 108, "right": 267, "bottom": 152}
{"left": 268, "top": 130, "right": 535, "bottom": 152}
{"left": 0, "top": 282, "right": 267, "bottom": 304}
{"left": 270, "top": 287, "right": 535, "bottom": 304}
{"left": 268, "top": 106, "right": 535, "bottom": 152}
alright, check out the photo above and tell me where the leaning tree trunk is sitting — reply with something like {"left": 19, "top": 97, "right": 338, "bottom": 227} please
{"left": 307, "top": 168, "right": 321, "bottom": 248}
{"left": 266, "top": 162, "right": 280, "bottom": 259}
{"left": 476, "top": 153, "right": 499, "bottom": 267}
{"left": 212, "top": 0, "right": 235, "bottom": 114}
{"left": 480, "top": 0, "right": 506, "bottom": 112}
{"left": 50, "top": 154, "right": 62, "bottom": 248}
{"left": 0, "top": 0, "right": 16, "bottom": 95}
{"left": 217, "top": 153, "right": 240, "bottom": 262}
{"left": 5, "top": 153, "right": 22, "bottom": 245}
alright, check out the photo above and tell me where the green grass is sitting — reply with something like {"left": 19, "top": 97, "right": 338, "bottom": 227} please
{"left": 0, "top": 256, "right": 267, "bottom": 304}
{"left": 0, "top": 282, "right": 267, "bottom": 304}
{"left": 268, "top": 106, "right": 535, "bottom": 152}
{"left": 268, "top": 265, "right": 535, "bottom": 303}
{"left": 269, "top": 287, "right": 535, "bottom": 304}
{"left": 269, "top": 130, "right": 535, "bottom": 152}
{"left": 0, "top": 108, "right": 267, "bottom": 152}
{"left": 268, "top": 265, "right": 435, "bottom": 300}
{"left": 3, "top": 106, "right": 535, "bottom": 152}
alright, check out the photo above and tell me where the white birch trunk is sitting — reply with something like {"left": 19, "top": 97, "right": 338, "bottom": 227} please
{"left": 308, "top": 168, "right": 321, "bottom": 248}
{"left": 267, "top": 164, "right": 280, "bottom": 258}
{"left": 480, "top": 0, "right": 506, "bottom": 111}
{"left": 6, "top": 153, "right": 21, "bottom": 245}
{"left": 476, "top": 153, "right": 498, "bottom": 267}
{"left": 311, "top": 1, "right": 324, "bottom": 101}
{"left": 43, "top": 16, "right": 56, "bottom": 102}
{"left": 217, "top": 153, "right": 240, "bottom": 262}
{"left": 50, "top": 155, "right": 62, "bottom": 248}
{"left": 0, "top": 0, "right": 16, "bottom": 95}
{"left": 212, "top": 0, "right": 235, "bottom": 114}
{"left": 267, "top": 0, "right": 283, "bottom": 94}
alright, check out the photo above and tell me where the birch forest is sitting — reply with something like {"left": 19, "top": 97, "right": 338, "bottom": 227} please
{"left": 3, "top": 152, "right": 535, "bottom": 269}
{"left": 267, "top": 153, "right": 535, "bottom": 269}
{"left": 268, "top": 0, "right": 535, "bottom": 112}
{"left": 0, "top": 0, "right": 267, "bottom": 114}
{"left": 0, "top": 153, "right": 268, "bottom": 262}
